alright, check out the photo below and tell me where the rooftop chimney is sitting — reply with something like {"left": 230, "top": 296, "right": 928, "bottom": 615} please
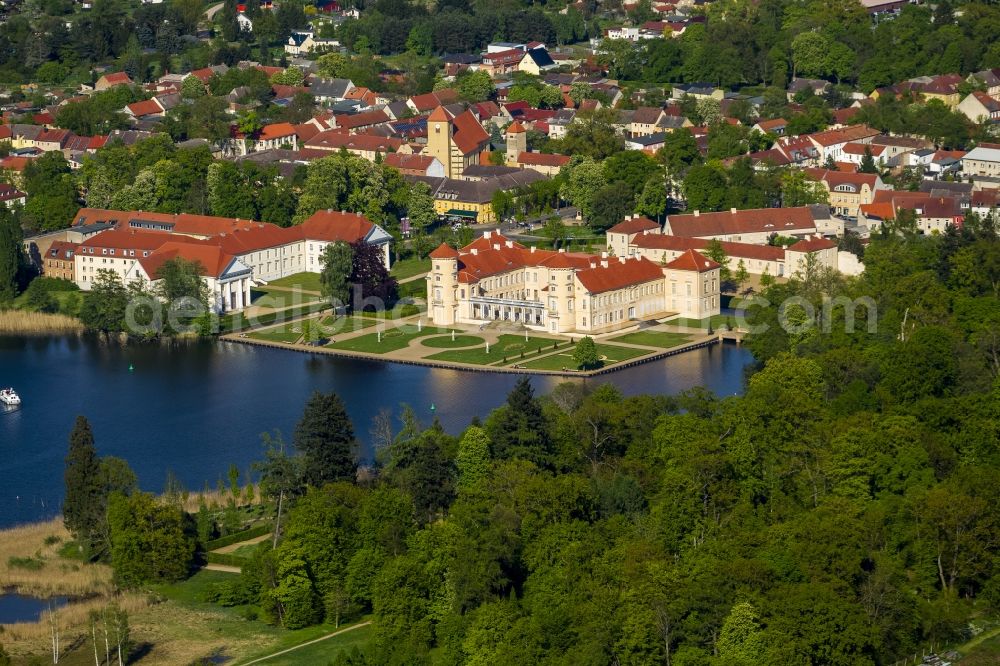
{"left": 505, "top": 240, "right": 513, "bottom": 248}
{"left": 601, "top": 251, "right": 607, "bottom": 259}
{"left": 693, "top": 210, "right": 700, "bottom": 217}
{"left": 619, "top": 256, "right": 626, "bottom": 263}
{"left": 730, "top": 208, "right": 737, "bottom": 214}
{"left": 558, "top": 248, "right": 566, "bottom": 253}
{"left": 530, "top": 246, "right": 536, "bottom": 253}
{"left": 601, "top": 259, "right": 608, "bottom": 268}
{"left": 470, "top": 248, "right": 478, "bottom": 255}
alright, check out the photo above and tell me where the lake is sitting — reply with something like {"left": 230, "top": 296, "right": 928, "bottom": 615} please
{"left": 0, "top": 335, "right": 753, "bottom": 528}
{"left": 0, "top": 592, "right": 68, "bottom": 624}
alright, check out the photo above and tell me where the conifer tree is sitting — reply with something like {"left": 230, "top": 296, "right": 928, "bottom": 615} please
{"left": 63, "top": 416, "right": 103, "bottom": 551}
{"left": 487, "top": 378, "right": 552, "bottom": 466}
{"left": 294, "top": 392, "right": 358, "bottom": 487}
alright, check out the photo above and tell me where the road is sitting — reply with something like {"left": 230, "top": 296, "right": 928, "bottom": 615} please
{"left": 204, "top": 1, "right": 223, "bottom": 20}
{"left": 237, "top": 621, "right": 373, "bottom": 665}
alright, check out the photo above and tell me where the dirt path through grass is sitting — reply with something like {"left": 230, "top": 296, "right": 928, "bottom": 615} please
{"left": 238, "top": 621, "right": 373, "bottom": 665}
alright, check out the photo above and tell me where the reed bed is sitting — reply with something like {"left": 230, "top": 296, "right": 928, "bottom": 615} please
{"left": 0, "top": 592, "right": 149, "bottom": 641}
{"left": 181, "top": 484, "right": 265, "bottom": 513}
{"left": 0, "top": 310, "right": 84, "bottom": 335}
{"left": 0, "top": 519, "right": 114, "bottom": 598}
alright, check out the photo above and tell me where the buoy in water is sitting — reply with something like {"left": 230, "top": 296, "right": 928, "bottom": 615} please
{"left": 128, "top": 364, "right": 134, "bottom": 372}
{"left": 430, "top": 403, "right": 436, "bottom": 412}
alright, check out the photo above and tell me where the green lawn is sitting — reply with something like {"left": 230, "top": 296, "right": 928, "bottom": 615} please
{"left": 357, "top": 302, "right": 424, "bottom": 319}
{"left": 522, "top": 343, "right": 650, "bottom": 371}
{"left": 327, "top": 326, "right": 452, "bottom": 353}
{"left": 956, "top": 626, "right": 1000, "bottom": 665}
{"left": 153, "top": 572, "right": 372, "bottom": 665}
{"left": 249, "top": 322, "right": 305, "bottom": 343}
{"left": 420, "top": 334, "right": 485, "bottom": 348}
{"left": 390, "top": 257, "right": 431, "bottom": 280}
{"left": 670, "top": 314, "right": 732, "bottom": 329}
{"left": 155, "top": 569, "right": 239, "bottom": 605}
{"left": 426, "top": 334, "right": 566, "bottom": 366}
{"left": 250, "top": 288, "right": 323, "bottom": 308}
{"left": 315, "top": 315, "right": 378, "bottom": 335}
{"left": 267, "top": 272, "right": 323, "bottom": 292}
{"left": 238, "top": 621, "right": 373, "bottom": 666}
{"left": 609, "top": 331, "right": 692, "bottom": 348}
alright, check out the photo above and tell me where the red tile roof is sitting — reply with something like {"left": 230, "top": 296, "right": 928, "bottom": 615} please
{"left": 517, "top": 152, "right": 571, "bottom": 168}
{"left": 140, "top": 240, "right": 236, "bottom": 279}
{"left": 429, "top": 243, "right": 460, "bottom": 259}
{"left": 100, "top": 72, "right": 132, "bottom": 86}
{"left": 451, "top": 109, "right": 490, "bottom": 156}
{"left": 807, "top": 125, "right": 879, "bottom": 147}
{"left": 126, "top": 100, "right": 163, "bottom": 117}
{"left": 334, "top": 109, "right": 389, "bottom": 131}
{"left": 666, "top": 207, "right": 817, "bottom": 238}
{"left": 259, "top": 122, "right": 297, "bottom": 140}
{"left": 305, "top": 130, "right": 403, "bottom": 153}
{"left": 576, "top": 257, "right": 664, "bottom": 293}
{"left": 664, "top": 249, "right": 719, "bottom": 273}
{"left": 788, "top": 237, "right": 837, "bottom": 253}
{"left": 607, "top": 216, "right": 659, "bottom": 235}
{"left": 630, "top": 232, "right": 786, "bottom": 262}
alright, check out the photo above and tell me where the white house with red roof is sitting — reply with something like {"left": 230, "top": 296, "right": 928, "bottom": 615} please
{"left": 69, "top": 208, "right": 392, "bottom": 307}
{"left": 125, "top": 240, "right": 254, "bottom": 313}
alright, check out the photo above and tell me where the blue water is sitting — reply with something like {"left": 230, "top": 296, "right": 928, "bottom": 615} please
{"left": 0, "top": 593, "right": 68, "bottom": 623}
{"left": 0, "top": 336, "right": 753, "bottom": 528}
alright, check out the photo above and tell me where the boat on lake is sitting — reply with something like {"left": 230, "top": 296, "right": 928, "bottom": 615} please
{"left": 0, "top": 388, "right": 21, "bottom": 406}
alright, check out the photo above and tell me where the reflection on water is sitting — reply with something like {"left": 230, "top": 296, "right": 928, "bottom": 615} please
{"left": 0, "top": 335, "right": 753, "bottom": 528}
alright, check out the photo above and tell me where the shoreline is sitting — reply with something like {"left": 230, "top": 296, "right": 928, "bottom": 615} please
{"left": 221, "top": 331, "right": 741, "bottom": 377}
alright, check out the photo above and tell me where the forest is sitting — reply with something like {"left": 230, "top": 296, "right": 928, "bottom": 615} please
{"left": 49, "top": 215, "right": 1000, "bottom": 665}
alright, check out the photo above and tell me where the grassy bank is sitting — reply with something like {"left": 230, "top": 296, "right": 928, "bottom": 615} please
{"left": 0, "top": 518, "right": 112, "bottom": 598}
{"left": 0, "top": 309, "right": 84, "bottom": 335}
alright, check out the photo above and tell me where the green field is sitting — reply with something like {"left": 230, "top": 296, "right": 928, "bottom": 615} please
{"left": 327, "top": 326, "right": 451, "bottom": 353}
{"left": 389, "top": 257, "right": 431, "bottom": 280}
{"left": 425, "top": 334, "right": 565, "bottom": 365}
{"left": 267, "top": 272, "right": 324, "bottom": 292}
{"left": 420, "top": 334, "right": 485, "bottom": 348}
{"left": 609, "top": 331, "right": 692, "bottom": 348}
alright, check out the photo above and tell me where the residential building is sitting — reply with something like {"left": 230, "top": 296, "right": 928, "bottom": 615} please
{"left": 807, "top": 125, "right": 879, "bottom": 163}
{"left": 805, "top": 168, "right": 888, "bottom": 218}
{"left": 94, "top": 72, "right": 133, "bottom": 91}
{"left": 0, "top": 183, "right": 26, "bottom": 208}
{"left": 961, "top": 146, "right": 1000, "bottom": 178}
{"left": 957, "top": 91, "right": 1000, "bottom": 124}
{"left": 43, "top": 241, "right": 78, "bottom": 281}
{"left": 285, "top": 30, "right": 340, "bottom": 55}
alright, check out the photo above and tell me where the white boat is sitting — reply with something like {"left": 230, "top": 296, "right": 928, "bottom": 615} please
{"left": 0, "top": 388, "right": 21, "bottom": 406}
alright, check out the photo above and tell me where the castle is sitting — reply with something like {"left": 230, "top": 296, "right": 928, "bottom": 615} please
{"left": 427, "top": 231, "right": 721, "bottom": 335}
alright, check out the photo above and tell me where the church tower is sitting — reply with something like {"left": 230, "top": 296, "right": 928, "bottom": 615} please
{"left": 505, "top": 121, "right": 526, "bottom": 165}
{"left": 427, "top": 106, "right": 455, "bottom": 178}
